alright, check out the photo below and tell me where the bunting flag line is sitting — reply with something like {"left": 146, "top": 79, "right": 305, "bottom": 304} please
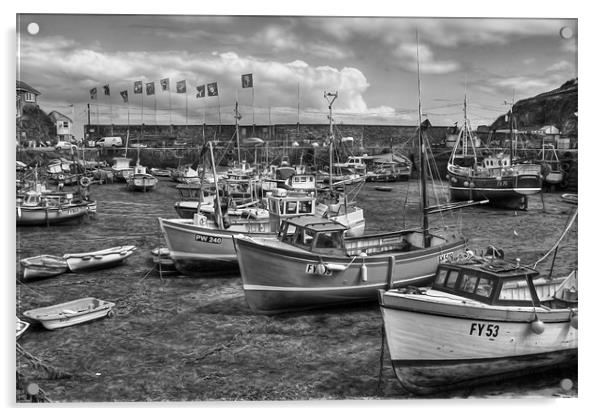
{"left": 176, "top": 80, "right": 187, "bottom": 93}
{"left": 134, "top": 81, "right": 143, "bottom": 94}
{"left": 120, "top": 90, "right": 128, "bottom": 103}
{"left": 207, "top": 82, "right": 219, "bottom": 96}
{"left": 160, "top": 78, "right": 170, "bottom": 91}
{"left": 196, "top": 85, "right": 205, "bottom": 98}
{"left": 241, "top": 74, "right": 253, "bottom": 88}
{"left": 146, "top": 82, "right": 155, "bottom": 96}
{"left": 103, "top": 84, "right": 110, "bottom": 96}
{"left": 90, "top": 87, "right": 97, "bottom": 100}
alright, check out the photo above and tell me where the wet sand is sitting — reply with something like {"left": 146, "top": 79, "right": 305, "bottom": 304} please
{"left": 15, "top": 178, "right": 578, "bottom": 401}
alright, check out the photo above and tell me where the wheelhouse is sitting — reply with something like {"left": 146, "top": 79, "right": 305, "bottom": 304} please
{"left": 267, "top": 193, "right": 315, "bottom": 217}
{"left": 277, "top": 216, "right": 348, "bottom": 255}
{"left": 432, "top": 260, "right": 542, "bottom": 306}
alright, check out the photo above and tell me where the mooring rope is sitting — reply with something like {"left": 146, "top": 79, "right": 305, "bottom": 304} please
{"left": 531, "top": 208, "right": 578, "bottom": 269}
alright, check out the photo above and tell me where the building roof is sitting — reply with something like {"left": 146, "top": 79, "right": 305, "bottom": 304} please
{"left": 16, "top": 80, "right": 41, "bottom": 96}
{"left": 48, "top": 110, "right": 73, "bottom": 123}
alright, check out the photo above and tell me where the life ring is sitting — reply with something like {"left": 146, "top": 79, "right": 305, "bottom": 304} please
{"left": 560, "top": 162, "right": 571, "bottom": 172}
{"left": 80, "top": 176, "right": 92, "bottom": 187}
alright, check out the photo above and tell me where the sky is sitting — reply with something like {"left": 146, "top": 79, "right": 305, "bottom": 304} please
{"left": 16, "top": 12, "right": 577, "bottom": 138}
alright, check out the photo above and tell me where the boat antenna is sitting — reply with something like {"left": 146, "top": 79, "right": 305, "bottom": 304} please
{"left": 324, "top": 91, "right": 338, "bottom": 193}
{"left": 416, "top": 31, "right": 430, "bottom": 248}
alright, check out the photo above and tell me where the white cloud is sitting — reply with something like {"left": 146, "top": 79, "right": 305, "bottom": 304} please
{"left": 394, "top": 43, "right": 460, "bottom": 74}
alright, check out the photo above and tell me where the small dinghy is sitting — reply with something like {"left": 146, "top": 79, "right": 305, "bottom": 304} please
{"left": 16, "top": 317, "right": 30, "bottom": 339}
{"left": 375, "top": 186, "right": 393, "bottom": 192}
{"left": 19, "top": 255, "right": 69, "bottom": 281}
{"left": 23, "top": 297, "right": 115, "bottom": 330}
{"left": 63, "top": 245, "right": 136, "bottom": 272}
{"left": 561, "top": 193, "right": 578, "bottom": 205}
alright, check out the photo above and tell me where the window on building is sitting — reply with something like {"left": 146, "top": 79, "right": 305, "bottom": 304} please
{"left": 62, "top": 121, "right": 69, "bottom": 129}
{"left": 25, "top": 93, "right": 35, "bottom": 102}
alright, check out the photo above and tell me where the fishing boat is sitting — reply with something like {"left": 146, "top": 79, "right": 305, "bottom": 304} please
{"left": 233, "top": 88, "right": 467, "bottom": 314}
{"left": 126, "top": 164, "right": 158, "bottom": 192}
{"left": 16, "top": 188, "right": 92, "bottom": 226}
{"left": 365, "top": 153, "right": 412, "bottom": 182}
{"left": 378, "top": 258, "right": 578, "bottom": 395}
{"left": 19, "top": 255, "right": 69, "bottom": 281}
{"left": 447, "top": 93, "right": 542, "bottom": 210}
{"left": 17, "top": 317, "right": 30, "bottom": 339}
{"left": 171, "top": 164, "right": 201, "bottom": 184}
{"left": 63, "top": 245, "right": 136, "bottom": 272}
{"left": 149, "top": 168, "right": 172, "bottom": 177}
{"left": 111, "top": 157, "right": 134, "bottom": 182}
{"left": 539, "top": 143, "right": 565, "bottom": 187}
{"left": 23, "top": 297, "right": 115, "bottom": 330}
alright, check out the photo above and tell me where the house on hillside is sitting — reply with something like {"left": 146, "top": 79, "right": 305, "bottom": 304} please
{"left": 48, "top": 110, "right": 74, "bottom": 142}
{"left": 16, "top": 80, "right": 41, "bottom": 118}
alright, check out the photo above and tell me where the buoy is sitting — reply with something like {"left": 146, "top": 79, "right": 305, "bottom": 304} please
{"left": 560, "top": 378, "right": 573, "bottom": 391}
{"left": 530, "top": 319, "right": 545, "bottom": 334}
{"left": 463, "top": 181, "right": 469, "bottom": 187}
{"left": 361, "top": 263, "right": 368, "bottom": 282}
{"left": 570, "top": 314, "right": 578, "bottom": 329}
{"left": 451, "top": 177, "right": 457, "bottom": 183}
{"left": 26, "top": 383, "right": 39, "bottom": 396}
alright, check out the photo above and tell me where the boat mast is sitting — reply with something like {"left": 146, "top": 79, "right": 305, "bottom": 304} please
{"left": 324, "top": 91, "right": 338, "bottom": 193}
{"left": 416, "top": 32, "right": 430, "bottom": 248}
{"left": 209, "top": 141, "right": 224, "bottom": 229}
{"left": 234, "top": 101, "right": 242, "bottom": 166}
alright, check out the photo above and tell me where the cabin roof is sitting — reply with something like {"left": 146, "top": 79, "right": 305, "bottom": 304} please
{"left": 285, "top": 215, "right": 348, "bottom": 232}
{"left": 441, "top": 260, "right": 539, "bottom": 280}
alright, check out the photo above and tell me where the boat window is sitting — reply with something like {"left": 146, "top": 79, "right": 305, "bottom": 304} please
{"left": 315, "top": 231, "right": 343, "bottom": 249}
{"left": 299, "top": 200, "right": 313, "bottom": 214}
{"left": 458, "top": 273, "right": 479, "bottom": 293}
{"left": 434, "top": 268, "right": 448, "bottom": 286}
{"left": 269, "top": 199, "right": 279, "bottom": 214}
{"left": 446, "top": 270, "right": 459, "bottom": 288}
{"left": 499, "top": 278, "right": 532, "bottom": 301}
{"left": 286, "top": 201, "right": 298, "bottom": 214}
{"left": 294, "top": 228, "right": 316, "bottom": 248}
{"left": 279, "top": 223, "right": 297, "bottom": 243}
{"left": 475, "top": 277, "right": 494, "bottom": 297}
{"left": 309, "top": 177, "right": 314, "bottom": 182}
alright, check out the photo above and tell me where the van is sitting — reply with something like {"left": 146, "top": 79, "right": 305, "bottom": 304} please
{"left": 95, "top": 137, "right": 123, "bottom": 147}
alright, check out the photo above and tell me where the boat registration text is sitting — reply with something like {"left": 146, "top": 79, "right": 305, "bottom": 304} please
{"left": 194, "top": 234, "right": 223, "bottom": 245}
{"left": 469, "top": 322, "right": 499, "bottom": 338}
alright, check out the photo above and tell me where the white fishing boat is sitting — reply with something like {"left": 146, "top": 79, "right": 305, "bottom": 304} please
{"left": 111, "top": 157, "right": 134, "bottom": 182}
{"left": 17, "top": 317, "right": 30, "bottom": 339}
{"left": 379, "top": 259, "right": 578, "bottom": 395}
{"left": 23, "top": 297, "right": 115, "bottom": 330}
{"left": 16, "top": 189, "right": 92, "bottom": 226}
{"left": 19, "top": 255, "right": 69, "bottom": 281}
{"left": 127, "top": 164, "right": 158, "bottom": 192}
{"left": 63, "top": 245, "right": 136, "bottom": 272}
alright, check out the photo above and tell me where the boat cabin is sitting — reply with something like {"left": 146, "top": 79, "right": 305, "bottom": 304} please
{"left": 267, "top": 191, "right": 316, "bottom": 231}
{"left": 277, "top": 216, "right": 348, "bottom": 256}
{"left": 432, "top": 260, "right": 543, "bottom": 306}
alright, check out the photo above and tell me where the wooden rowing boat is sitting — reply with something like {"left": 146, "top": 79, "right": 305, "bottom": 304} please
{"left": 19, "top": 255, "right": 69, "bottom": 281}
{"left": 23, "top": 297, "right": 115, "bottom": 330}
{"left": 16, "top": 317, "right": 30, "bottom": 339}
{"left": 63, "top": 245, "right": 136, "bottom": 272}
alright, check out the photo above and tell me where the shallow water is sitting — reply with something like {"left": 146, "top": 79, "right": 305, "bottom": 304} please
{"left": 15, "top": 178, "right": 578, "bottom": 402}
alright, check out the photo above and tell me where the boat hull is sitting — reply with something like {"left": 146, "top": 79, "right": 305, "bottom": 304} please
{"left": 235, "top": 234, "right": 466, "bottom": 314}
{"left": 127, "top": 175, "right": 158, "bottom": 191}
{"left": 448, "top": 170, "right": 541, "bottom": 210}
{"left": 16, "top": 204, "right": 90, "bottom": 226}
{"left": 63, "top": 245, "right": 136, "bottom": 272}
{"left": 23, "top": 297, "right": 115, "bottom": 330}
{"left": 379, "top": 293, "right": 577, "bottom": 394}
{"left": 159, "top": 218, "right": 271, "bottom": 276}
{"left": 20, "top": 255, "right": 69, "bottom": 281}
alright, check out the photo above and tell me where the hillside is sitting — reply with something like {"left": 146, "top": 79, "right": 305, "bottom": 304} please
{"left": 490, "top": 78, "right": 578, "bottom": 136}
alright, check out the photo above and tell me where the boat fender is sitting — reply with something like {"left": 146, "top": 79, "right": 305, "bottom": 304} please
{"left": 450, "top": 177, "right": 457, "bottom": 183}
{"left": 360, "top": 263, "right": 368, "bottom": 282}
{"left": 316, "top": 263, "right": 326, "bottom": 275}
{"left": 469, "top": 182, "right": 475, "bottom": 188}
{"left": 463, "top": 181, "right": 469, "bottom": 187}
{"left": 80, "top": 176, "right": 92, "bottom": 187}
{"left": 530, "top": 318, "right": 545, "bottom": 334}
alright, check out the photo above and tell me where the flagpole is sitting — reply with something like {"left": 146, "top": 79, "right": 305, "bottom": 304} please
{"left": 107, "top": 83, "right": 114, "bottom": 136}
{"left": 252, "top": 85, "right": 255, "bottom": 135}
{"left": 154, "top": 86, "right": 157, "bottom": 134}
{"left": 217, "top": 95, "right": 221, "bottom": 133}
{"left": 297, "top": 81, "right": 300, "bottom": 134}
{"left": 186, "top": 91, "right": 189, "bottom": 128}
{"left": 203, "top": 98, "right": 206, "bottom": 144}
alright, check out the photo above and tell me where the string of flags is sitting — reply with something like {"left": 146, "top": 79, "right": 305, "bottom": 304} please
{"left": 89, "top": 73, "right": 253, "bottom": 103}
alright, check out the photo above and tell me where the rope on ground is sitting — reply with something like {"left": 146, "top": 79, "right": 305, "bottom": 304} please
{"left": 376, "top": 322, "right": 386, "bottom": 396}
{"left": 17, "top": 343, "right": 72, "bottom": 380}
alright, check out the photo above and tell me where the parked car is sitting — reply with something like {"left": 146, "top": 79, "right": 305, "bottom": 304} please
{"left": 130, "top": 143, "right": 148, "bottom": 148}
{"left": 55, "top": 141, "right": 76, "bottom": 151}
{"left": 95, "top": 137, "right": 123, "bottom": 148}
